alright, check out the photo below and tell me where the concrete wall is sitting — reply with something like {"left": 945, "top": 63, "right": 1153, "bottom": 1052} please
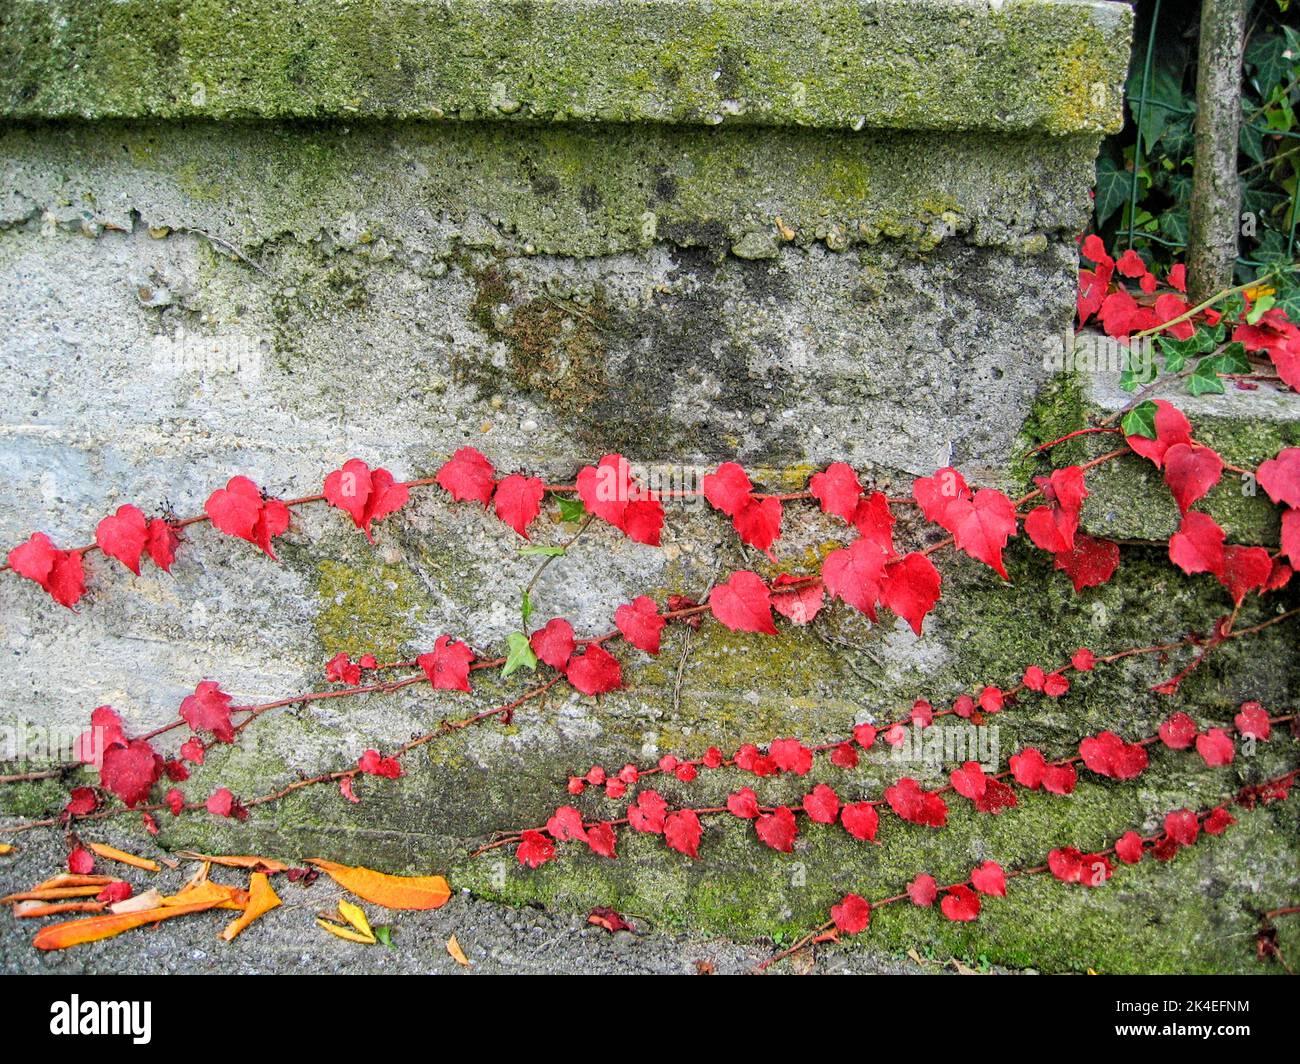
{"left": 3, "top": 0, "right": 1298, "bottom": 973}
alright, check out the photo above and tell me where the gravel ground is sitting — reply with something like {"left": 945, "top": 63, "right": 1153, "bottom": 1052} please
{"left": 0, "top": 825, "right": 954, "bottom": 975}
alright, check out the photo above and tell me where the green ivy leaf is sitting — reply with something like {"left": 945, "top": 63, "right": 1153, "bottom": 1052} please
{"left": 1121, "top": 401, "right": 1158, "bottom": 439}
{"left": 520, "top": 588, "right": 533, "bottom": 628}
{"left": 503, "top": 631, "right": 538, "bottom": 677}
{"left": 1119, "top": 348, "right": 1157, "bottom": 391}
{"left": 556, "top": 496, "right": 587, "bottom": 522}
{"left": 374, "top": 925, "right": 394, "bottom": 948}
{"left": 518, "top": 545, "right": 566, "bottom": 557}
{"left": 1094, "top": 155, "right": 1130, "bottom": 227}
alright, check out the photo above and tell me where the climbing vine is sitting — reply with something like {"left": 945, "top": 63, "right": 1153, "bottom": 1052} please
{"left": 2, "top": 252, "right": 1298, "bottom": 967}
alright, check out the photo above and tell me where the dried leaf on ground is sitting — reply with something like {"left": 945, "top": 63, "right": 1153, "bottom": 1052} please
{"left": 306, "top": 859, "right": 451, "bottom": 910}
{"left": 87, "top": 842, "right": 160, "bottom": 872}
{"left": 219, "top": 873, "right": 282, "bottom": 942}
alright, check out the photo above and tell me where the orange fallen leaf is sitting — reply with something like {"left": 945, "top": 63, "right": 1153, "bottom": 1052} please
{"left": 0, "top": 844, "right": 15, "bottom": 855}
{"left": 446, "top": 935, "right": 470, "bottom": 966}
{"left": 33, "top": 899, "right": 224, "bottom": 951}
{"left": 161, "top": 880, "right": 248, "bottom": 911}
{"left": 175, "top": 851, "right": 290, "bottom": 874}
{"left": 34, "top": 873, "right": 116, "bottom": 890}
{"left": 1, "top": 885, "right": 116, "bottom": 903}
{"left": 306, "top": 859, "right": 451, "bottom": 910}
{"left": 88, "top": 842, "right": 160, "bottom": 872}
{"left": 219, "top": 873, "right": 281, "bottom": 942}
{"left": 14, "top": 900, "right": 109, "bottom": 918}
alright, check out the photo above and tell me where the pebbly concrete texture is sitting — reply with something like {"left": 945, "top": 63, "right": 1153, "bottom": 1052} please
{"left": 2, "top": 0, "right": 1297, "bottom": 976}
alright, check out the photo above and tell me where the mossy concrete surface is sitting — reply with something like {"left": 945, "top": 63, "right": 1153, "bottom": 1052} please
{"left": 1, "top": 0, "right": 1131, "bottom": 134}
{"left": 1028, "top": 354, "right": 1300, "bottom": 544}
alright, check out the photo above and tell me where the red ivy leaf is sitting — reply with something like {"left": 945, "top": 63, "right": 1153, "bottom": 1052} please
{"left": 1053, "top": 534, "right": 1120, "bottom": 592}
{"left": 1158, "top": 712, "right": 1198, "bottom": 750}
{"left": 970, "top": 860, "right": 1007, "bottom": 897}
{"left": 65, "top": 787, "right": 98, "bottom": 817}
{"left": 727, "top": 788, "right": 760, "bottom": 819}
{"left": 884, "top": 778, "right": 948, "bottom": 827}
{"left": 517, "top": 829, "right": 555, "bottom": 868}
{"left": 755, "top": 806, "right": 798, "bottom": 852}
{"left": 879, "top": 551, "right": 942, "bottom": 635}
{"left": 1164, "top": 808, "right": 1199, "bottom": 847}
{"left": 417, "top": 635, "right": 475, "bottom": 693}
{"left": 565, "top": 644, "right": 623, "bottom": 696}
{"left": 908, "top": 873, "right": 938, "bottom": 907}
{"left": 576, "top": 454, "right": 663, "bottom": 545}
{"left": 324, "top": 459, "right": 410, "bottom": 541}
{"left": 702, "top": 462, "right": 753, "bottom": 517}
{"left": 357, "top": 749, "right": 402, "bottom": 779}
{"left": 100, "top": 739, "right": 163, "bottom": 807}
{"left": 1162, "top": 443, "right": 1223, "bottom": 514}
{"left": 771, "top": 574, "right": 824, "bottom": 625}
{"left": 545, "top": 805, "right": 587, "bottom": 843}
{"left": 664, "top": 810, "right": 703, "bottom": 858}
{"left": 585, "top": 823, "right": 618, "bottom": 859}
{"left": 708, "top": 570, "right": 777, "bottom": 635}
{"left": 95, "top": 504, "right": 148, "bottom": 575}
{"left": 1235, "top": 701, "right": 1271, "bottom": 741}
{"left": 1195, "top": 727, "right": 1235, "bottom": 767}
{"left": 493, "top": 473, "right": 545, "bottom": 538}
{"left": 1115, "top": 831, "right": 1144, "bottom": 864}
{"left": 732, "top": 496, "right": 783, "bottom": 557}
{"left": 179, "top": 680, "right": 236, "bottom": 743}
{"left": 615, "top": 595, "right": 665, "bottom": 655}
{"left": 628, "top": 790, "right": 669, "bottom": 834}
{"left": 810, "top": 463, "right": 863, "bottom": 522}
{"left": 802, "top": 783, "right": 840, "bottom": 824}
{"left": 145, "top": 518, "right": 180, "bottom": 572}
{"left": 1217, "top": 545, "right": 1273, "bottom": 605}
{"left": 851, "top": 492, "right": 896, "bottom": 555}
{"left": 7, "top": 532, "right": 86, "bottom": 608}
{"left": 436, "top": 447, "right": 496, "bottom": 506}
{"left": 205, "top": 476, "right": 290, "bottom": 560}
{"left": 940, "top": 885, "right": 981, "bottom": 922}
{"left": 841, "top": 802, "right": 880, "bottom": 842}
{"left": 769, "top": 738, "right": 813, "bottom": 775}
{"left": 1125, "top": 400, "right": 1192, "bottom": 468}
{"left": 1078, "top": 731, "right": 1149, "bottom": 780}
{"left": 913, "top": 467, "right": 970, "bottom": 527}
{"left": 831, "top": 893, "right": 871, "bottom": 934}
{"left": 68, "top": 847, "right": 94, "bottom": 875}
{"left": 530, "top": 618, "right": 576, "bottom": 670}
{"left": 948, "top": 489, "right": 1017, "bottom": 579}
{"left": 823, "top": 537, "right": 888, "bottom": 618}
{"left": 1257, "top": 448, "right": 1300, "bottom": 508}
{"left": 1168, "top": 510, "right": 1226, "bottom": 578}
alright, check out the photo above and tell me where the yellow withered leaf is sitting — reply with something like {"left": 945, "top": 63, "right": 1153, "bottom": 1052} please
{"left": 306, "top": 859, "right": 451, "bottom": 910}
{"left": 33, "top": 899, "right": 225, "bottom": 951}
{"left": 219, "top": 873, "right": 281, "bottom": 942}
{"left": 175, "top": 851, "right": 291, "bottom": 873}
{"left": 87, "top": 843, "right": 161, "bottom": 872}
{"left": 446, "top": 935, "right": 470, "bottom": 967}
{"left": 337, "top": 899, "right": 373, "bottom": 939}
{"left": 316, "top": 917, "right": 376, "bottom": 945}
{"left": 0, "top": 844, "right": 15, "bottom": 855}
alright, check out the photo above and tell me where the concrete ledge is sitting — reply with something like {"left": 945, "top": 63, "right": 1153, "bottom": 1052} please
{"left": 0, "top": 0, "right": 1131, "bottom": 133}
{"left": 1038, "top": 361, "right": 1300, "bottom": 545}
